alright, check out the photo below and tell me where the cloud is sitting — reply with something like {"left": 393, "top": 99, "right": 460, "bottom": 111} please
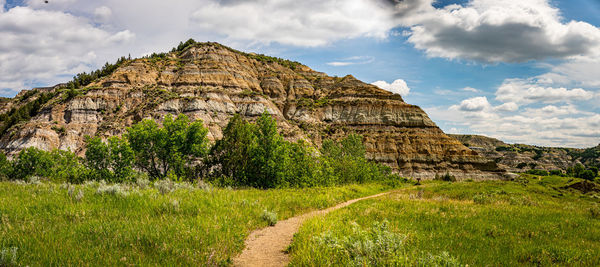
{"left": 399, "top": 0, "right": 600, "bottom": 63}
{"left": 428, "top": 103, "right": 600, "bottom": 147}
{"left": 0, "top": 6, "right": 133, "bottom": 94}
{"left": 451, "top": 96, "right": 491, "bottom": 112}
{"left": 494, "top": 102, "right": 518, "bottom": 112}
{"left": 536, "top": 57, "right": 600, "bottom": 88}
{"left": 495, "top": 78, "right": 595, "bottom": 104}
{"left": 93, "top": 6, "right": 112, "bottom": 23}
{"left": 326, "top": 56, "right": 374, "bottom": 66}
{"left": 428, "top": 81, "right": 599, "bottom": 148}
{"left": 462, "top": 87, "right": 480, "bottom": 93}
{"left": 371, "top": 79, "right": 410, "bottom": 96}
{"left": 190, "top": 0, "right": 396, "bottom": 47}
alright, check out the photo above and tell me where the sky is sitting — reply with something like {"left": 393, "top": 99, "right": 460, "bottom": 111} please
{"left": 1, "top": 0, "right": 599, "bottom": 148}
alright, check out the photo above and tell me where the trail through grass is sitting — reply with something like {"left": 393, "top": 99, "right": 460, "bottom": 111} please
{"left": 0, "top": 181, "right": 393, "bottom": 266}
{"left": 289, "top": 176, "right": 600, "bottom": 266}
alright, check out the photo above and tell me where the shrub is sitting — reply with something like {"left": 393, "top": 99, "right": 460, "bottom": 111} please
{"left": 435, "top": 172, "right": 457, "bottom": 182}
{"left": 473, "top": 194, "right": 492, "bottom": 204}
{"left": 308, "top": 220, "right": 459, "bottom": 266}
{"left": 580, "top": 170, "right": 596, "bottom": 181}
{"left": 261, "top": 210, "right": 277, "bottom": 226}
{"left": 589, "top": 206, "right": 600, "bottom": 219}
{"left": 516, "top": 162, "right": 528, "bottom": 169}
{"left": 526, "top": 169, "right": 549, "bottom": 176}
{"left": 0, "top": 152, "right": 12, "bottom": 180}
{"left": 155, "top": 179, "right": 176, "bottom": 194}
{"left": 10, "top": 147, "right": 85, "bottom": 182}
{"left": 549, "top": 170, "right": 563, "bottom": 176}
{"left": 0, "top": 247, "right": 18, "bottom": 266}
{"left": 96, "top": 183, "right": 129, "bottom": 197}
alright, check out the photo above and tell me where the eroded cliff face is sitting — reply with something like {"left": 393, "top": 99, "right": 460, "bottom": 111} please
{"left": 0, "top": 43, "right": 505, "bottom": 180}
{"left": 450, "top": 134, "right": 599, "bottom": 172}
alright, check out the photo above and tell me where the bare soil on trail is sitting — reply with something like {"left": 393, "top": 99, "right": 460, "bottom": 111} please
{"left": 232, "top": 191, "right": 391, "bottom": 267}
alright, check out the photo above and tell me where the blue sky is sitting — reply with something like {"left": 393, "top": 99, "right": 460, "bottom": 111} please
{"left": 1, "top": 0, "right": 599, "bottom": 147}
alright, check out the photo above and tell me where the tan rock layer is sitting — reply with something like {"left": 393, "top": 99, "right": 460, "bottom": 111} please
{"left": 0, "top": 43, "right": 505, "bottom": 180}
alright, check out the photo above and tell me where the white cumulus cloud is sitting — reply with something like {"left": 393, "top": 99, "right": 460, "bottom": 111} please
{"left": 371, "top": 79, "right": 410, "bottom": 96}
{"left": 399, "top": 0, "right": 600, "bottom": 63}
{"left": 495, "top": 78, "right": 595, "bottom": 104}
{"left": 494, "top": 102, "right": 519, "bottom": 112}
{"left": 452, "top": 96, "right": 491, "bottom": 112}
{"left": 190, "top": 0, "right": 396, "bottom": 47}
{"left": 0, "top": 6, "right": 133, "bottom": 94}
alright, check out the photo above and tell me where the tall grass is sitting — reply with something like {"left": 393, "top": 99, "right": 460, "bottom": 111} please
{"left": 289, "top": 176, "right": 600, "bottom": 266}
{"left": 0, "top": 181, "right": 394, "bottom": 266}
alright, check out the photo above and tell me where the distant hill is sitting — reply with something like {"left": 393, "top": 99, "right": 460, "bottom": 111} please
{"left": 449, "top": 134, "right": 599, "bottom": 172}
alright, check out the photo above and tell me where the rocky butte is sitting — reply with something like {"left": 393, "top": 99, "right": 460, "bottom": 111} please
{"left": 0, "top": 42, "right": 505, "bottom": 180}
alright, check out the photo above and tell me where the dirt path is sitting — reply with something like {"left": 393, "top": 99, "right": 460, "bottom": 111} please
{"left": 232, "top": 191, "right": 391, "bottom": 267}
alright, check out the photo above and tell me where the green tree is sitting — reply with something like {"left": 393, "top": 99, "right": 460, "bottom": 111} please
{"left": 208, "top": 114, "right": 257, "bottom": 183}
{"left": 321, "top": 134, "right": 385, "bottom": 184}
{"left": 11, "top": 147, "right": 54, "bottom": 180}
{"left": 580, "top": 170, "right": 596, "bottom": 181}
{"left": 0, "top": 151, "right": 12, "bottom": 180}
{"left": 85, "top": 136, "right": 134, "bottom": 182}
{"left": 250, "top": 112, "right": 285, "bottom": 188}
{"left": 10, "top": 147, "right": 85, "bottom": 182}
{"left": 126, "top": 114, "right": 209, "bottom": 180}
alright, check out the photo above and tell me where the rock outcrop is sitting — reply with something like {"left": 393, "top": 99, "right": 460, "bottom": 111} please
{"left": 450, "top": 134, "right": 599, "bottom": 172}
{"left": 0, "top": 42, "right": 505, "bottom": 180}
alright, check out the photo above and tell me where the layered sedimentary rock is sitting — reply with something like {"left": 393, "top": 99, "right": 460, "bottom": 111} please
{"left": 0, "top": 42, "right": 505, "bottom": 179}
{"left": 449, "top": 134, "right": 598, "bottom": 172}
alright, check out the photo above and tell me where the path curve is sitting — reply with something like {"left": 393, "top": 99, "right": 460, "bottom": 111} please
{"left": 233, "top": 191, "right": 391, "bottom": 267}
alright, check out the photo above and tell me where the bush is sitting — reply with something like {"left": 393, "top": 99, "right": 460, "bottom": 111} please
{"left": 516, "top": 162, "right": 528, "bottom": 169}
{"left": 589, "top": 206, "right": 600, "bottom": 219}
{"left": 473, "top": 194, "right": 492, "bottom": 204}
{"left": 10, "top": 147, "right": 85, "bottom": 182}
{"left": 0, "top": 152, "right": 12, "bottom": 180}
{"left": 549, "top": 170, "right": 563, "bottom": 176}
{"left": 261, "top": 210, "right": 277, "bottom": 226}
{"left": 312, "top": 220, "right": 406, "bottom": 266}
{"left": 526, "top": 169, "right": 549, "bottom": 176}
{"left": 580, "top": 170, "right": 596, "bottom": 181}
{"left": 320, "top": 134, "right": 394, "bottom": 185}
{"left": 0, "top": 247, "right": 18, "bottom": 266}
{"left": 434, "top": 172, "right": 457, "bottom": 182}
{"left": 567, "top": 163, "right": 598, "bottom": 180}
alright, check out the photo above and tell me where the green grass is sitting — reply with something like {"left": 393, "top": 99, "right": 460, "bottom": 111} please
{"left": 0, "top": 181, "right": 394, "bottom": 266}
{"left": 289, "top": 176, "right": 600, "bottom": 266}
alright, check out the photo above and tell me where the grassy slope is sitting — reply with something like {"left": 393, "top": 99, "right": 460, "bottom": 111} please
{"left": 289, "top": 176, "right": 600, "bottom": 266}
{"left": 0, "top": 182, "right": 393, "bottom": 266}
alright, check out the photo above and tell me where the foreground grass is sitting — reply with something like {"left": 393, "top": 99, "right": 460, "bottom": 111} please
{"left": 289, "top": 175, "right": 600, "bottom": 266}
{"left": 0, "top": 181, "right": 396, "bottom": 266}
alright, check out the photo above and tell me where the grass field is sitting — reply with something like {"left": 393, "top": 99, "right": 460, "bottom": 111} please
{"left": 0, "top": 180, "right": 395, "bottom": 266}
{"left": 289, "top": 175, "right": 600, "bottom": 266}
